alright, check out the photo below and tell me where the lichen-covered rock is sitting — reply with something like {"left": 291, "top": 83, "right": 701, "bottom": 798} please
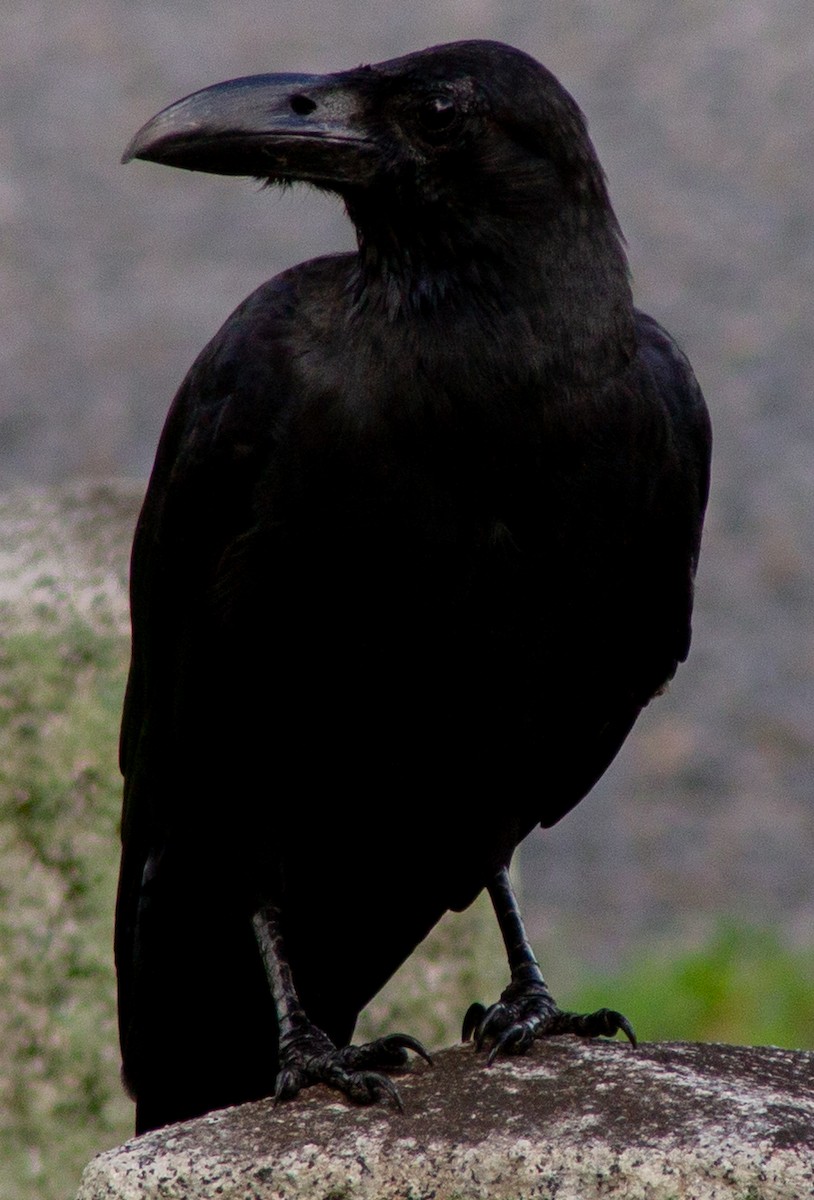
{"left": 77, "top": 1040, "right": 814, "bottom": 1200}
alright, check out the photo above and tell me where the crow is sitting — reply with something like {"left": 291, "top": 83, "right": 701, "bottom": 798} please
{"left": 117, "top": 39, "right": 711, "bottom": 1134}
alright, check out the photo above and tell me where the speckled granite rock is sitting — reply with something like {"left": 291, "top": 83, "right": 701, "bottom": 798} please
{"left": 77, "top": 1040, "right": 814, "bottom": 1200}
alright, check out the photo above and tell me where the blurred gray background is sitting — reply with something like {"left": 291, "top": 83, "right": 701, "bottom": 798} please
{"left": 3, "top": 0, "right": 813, "bottom": 975}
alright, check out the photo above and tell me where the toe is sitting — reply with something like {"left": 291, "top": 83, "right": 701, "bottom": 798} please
{"left": 462, "top": 1002, "right": 487, "bottom": 1043}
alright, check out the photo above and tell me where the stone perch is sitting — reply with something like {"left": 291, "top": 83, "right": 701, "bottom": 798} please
{"left": 77, "top": 1040, "right": 814, "bottom": 1199}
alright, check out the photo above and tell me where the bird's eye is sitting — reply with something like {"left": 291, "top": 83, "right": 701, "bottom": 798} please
{"left": 416, "top": 95, "right": 460, "bottom": 142}
{"left": 289, "top": 94, "right": 317, "bottom": 116}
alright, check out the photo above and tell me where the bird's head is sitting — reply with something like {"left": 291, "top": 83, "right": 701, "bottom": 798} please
{"left": 124, "top": 40, "right": 629, "bottom": 326}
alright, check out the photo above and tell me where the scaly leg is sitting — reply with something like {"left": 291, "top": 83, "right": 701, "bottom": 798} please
{"left": 462, "top": 867, "right": 636, "bottom": 1062}
{"left": 253, "top": 905, "right": 431, "bottom": 1107}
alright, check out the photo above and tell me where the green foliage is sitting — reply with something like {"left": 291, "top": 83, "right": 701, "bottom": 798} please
{"left": 570, "top": 922, "right": 814, "bottom": 1051}
{"left": 0, "top": 624, "right": 133, "bottom": 1200}
{"left": 2, "top": 622, "right": 812, "bottom": 1199}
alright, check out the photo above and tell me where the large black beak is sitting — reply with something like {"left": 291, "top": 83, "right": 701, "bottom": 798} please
{"left": 122, "top": 71, "right": 377, "bottom": 187}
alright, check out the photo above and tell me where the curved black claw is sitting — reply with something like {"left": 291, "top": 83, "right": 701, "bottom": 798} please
{"left": 339, "top": 1033, "right": 433, "bottom": 1071}
{"left": 464, "top": 982, "right": 636, "bottom": 1064}
{"left": 462, "top": 1002, "right": 488, "bottom": 1043}
{"left": 275, "top": 1029, "right": 431, "bottom": 1109}
{"left": 555, "top": 1006, "right": 637, "bottom": 1048}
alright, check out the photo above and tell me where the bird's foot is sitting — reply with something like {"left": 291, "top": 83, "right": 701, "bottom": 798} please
{"left": 275, "top": 1026, "right": 432, "bottom": 1109}
{"left": 462, "top": 979, "right": 636, "bottom": 1064}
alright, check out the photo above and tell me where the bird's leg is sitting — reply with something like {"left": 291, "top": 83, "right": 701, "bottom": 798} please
{"left": 462, "top": 867, "right": 636, "bottom": 1062}
{"left": 252, "top": 905, "right": 431, "bottom": 1107}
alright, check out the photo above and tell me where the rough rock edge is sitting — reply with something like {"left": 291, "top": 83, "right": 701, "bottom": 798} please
{"left": 77, "top": 1039, "right": 814, "bottom": 1200}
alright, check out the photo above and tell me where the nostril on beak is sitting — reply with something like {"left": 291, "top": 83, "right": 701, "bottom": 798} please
{"left": 290, "top": 94, "right": 317, "bottom": 116}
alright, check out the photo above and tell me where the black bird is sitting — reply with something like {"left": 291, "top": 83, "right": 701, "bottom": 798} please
{"left": 117, "top": 39, "right": 711, "bottom": 1134}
